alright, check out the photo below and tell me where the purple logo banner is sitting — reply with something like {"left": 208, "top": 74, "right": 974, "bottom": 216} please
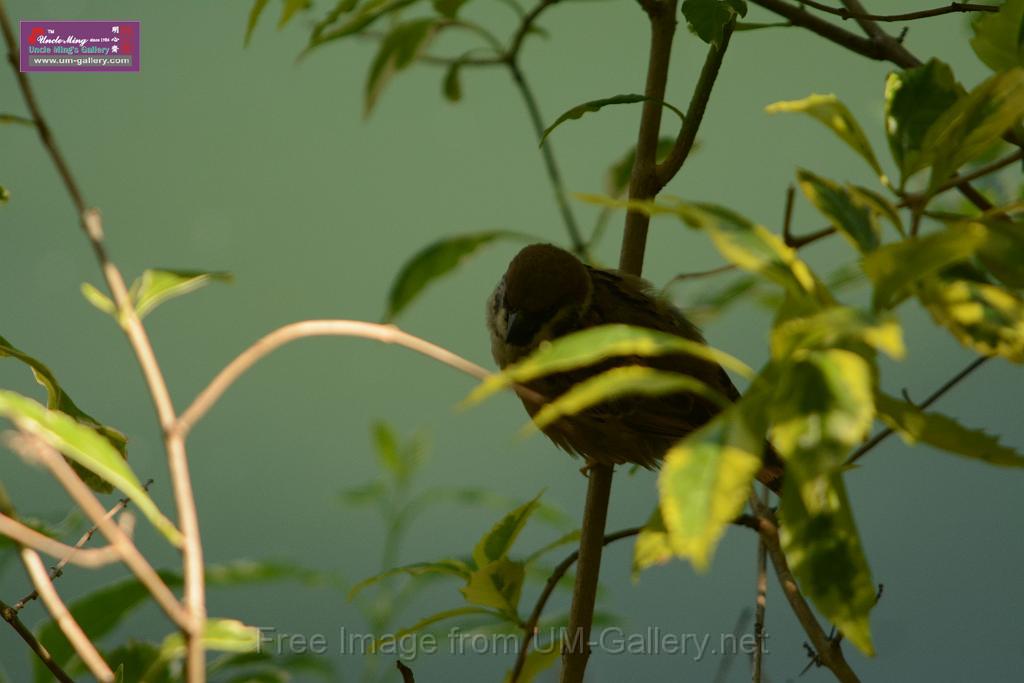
{"left": 20, "top": 20, "right": 140, "bottom": 72}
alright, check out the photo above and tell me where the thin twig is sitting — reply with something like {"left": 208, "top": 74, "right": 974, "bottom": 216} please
{"left": 0, "top": 513, "right": 120, "bottom": 569}
{"left": 5, "top": 434, "right": 191, "bottom": 631}
{"left": 14, "top": 481, "right": 152, "bottom": 611}
{"left": 1, "top": 598, "right": 75, "bottom": 683}
{"left": 846, "top": 355, "right": 990, "bottom": 465}
{"left": 175, "top": 320, "right": 502, "bottom": 438}
{"left": 656, "top": 20, "right": 737, "bottom": 187}
{"left": 21, "top": 549, "right": 115, "bottom": 682}
{"left": 912, "top": 149, "right": 1024, "bottom": 202}
{"left": 0, "top": 5, "right": 208, "bottom": 676}
{"left": 749, "top": 498, "right": 860, "bottom": 683}
{"left": 798, "top": 0, "right": 997, "bottom": 22}
{"left": 752, "top": 487, "right": 769, "bottom": 683}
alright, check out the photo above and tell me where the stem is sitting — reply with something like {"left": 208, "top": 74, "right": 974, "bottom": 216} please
{"left": 752, "top": 488, "right": 769, "bottom": 683}
{"left": 0, "top": 599, "right": 75, "bottom": 683}
{"left": 0, "top": 513, "right": 119, "bottom": 569}
{"left": 20, "top": 549, "right": 115, "bottom": 682}
{"left": 798, "top": 0, "right": 998, "bottom": 22}
{"left": 0, "top": 5, "right": 207, "bottom": 677}
{"left": 750, "top": 499, "right": 860, "bottom": 683}
{"left": 175, "top": 320, "right": 495, "bottom": 438}
{"left": 508, "top": 59, "right": 586, "bottom": 254}
{"left": 559, "top": 463, "right": 614, "bottom": 683}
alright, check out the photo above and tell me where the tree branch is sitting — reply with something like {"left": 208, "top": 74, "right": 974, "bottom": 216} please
{"left": 749, "top": 497, "right": 860, "bottom": 683}
{"left": 0, "top": 513, "right": 120, "bottom": 569}
{"left": 1, "top": 598, "right": 75, "bottom": 683}
{"left": 846, "top": 355, "right": 990, "bottom": 466}
{"left": 0, "top": 4, "right": 208, "bottom": 677}
{"left": 799, "top": 0, "right": 997, "bottom": 22}
{"left": 20, "top": 549, "right": 115, "bottom": 682}
{"left": 656, "top": 21, "right": 737, "bottom": 187}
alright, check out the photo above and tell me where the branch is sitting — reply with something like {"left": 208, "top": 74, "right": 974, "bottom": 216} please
{"left": 749, "top": 498, "right": 860, "bottom": 683}
{"left": 752, "top": 488, "right": 769, "bottom": 683}
{"left": 748, "top": 0, "right": 889, "bottom": 60}
{"left": 656, "top": 21, "right": 737, "bottom": 187}
{"left": 0, "top": 598, "right": 75, "bottom": 683}
{"left": 846, "top": 355, "right": 990, "bottom": 465}
{"left": 175, "top": 320, "right": 496, "bottom": 438}
{"left": 799, "top": 0, "right": 998, "bottom": 22}
{"left": 20, "top": 549, "right": 115, "bottom": 682}
{"left": 5, "top": 434, "right": 192, "bottom": 631}
{"left": 0, "top": 513, "right": 120, "bottom": 569}
{"left": 14, "top": 482, "right": 151, "bottom": 611}
{"left": 0, "top": 4, "right": 208, "bottom": 677}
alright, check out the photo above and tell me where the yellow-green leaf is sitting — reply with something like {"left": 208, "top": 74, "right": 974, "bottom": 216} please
{"left": 796, "top": 169, "right": 880, "bottom": 253}
{"left": 0, "top": 335, "right": 127, "bottom": 493}
{"left": 472, "top": 493, "right": 542, "bottom": 568}
{"left": 657, "top": 400, "right": 765, "bottom": 572}
{"left": 131, "top": 269, "right": 233, "bottom": 319}
{"left": 862, "top": 223, "right": 987, "bottom": 310}
{"left": 766, "top": 94, "right": 883, "bottom": 178}
{"left": 779, "top": 473, "right": 876, "bottom": 655}
{"left": 769, "top": 349, "right": 874, "bottom": 512}
{"left": 365, "top": 19, "right": 437, "bottom": 116}
{"left": 632, "top": 506, "right": 674, "bottom": 578}
{"left": 970, "top": 0, "right": 1024, "bottom": 72}
{"left": 875, "top": 392, "right": 1024, "bottom": 467}
{"left": 540, "top": 94, "right": 684, "bottom": 146}
{"left": 771, "top": 306, "right": 904, "bottom": 360}
{"left": 465, "top": 323, "right": 751, "bottom": 406}
{"left": 919, "top": 277, "right": 1024, "bottom": 362}
{"left": 0, "top": 391, "right": 182, "bottom": 546}
{"left": 978, "top": 220, "right": 1024, "bottom": 288}
{"left": 523, "top": 366, "right": 728, "bottom": 435}
{"left": 460, "top": 557, "right": 525, "bottom": 614}
{"left": 922, "top": 68, "right": 1024, "bottom": 191}
{"left": 503, "top": 647, "right": 559, "bottom": 683}
{"left": 349, "top": 559, "right": 470, "bottom": 601}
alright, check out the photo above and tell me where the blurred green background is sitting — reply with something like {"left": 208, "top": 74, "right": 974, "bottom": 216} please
{"left": 2, "top": 0, "right": 1022, "bottom": 680}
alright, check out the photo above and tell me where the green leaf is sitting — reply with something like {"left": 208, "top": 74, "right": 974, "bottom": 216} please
{"left": 579, "top": 195, "right": 829, "bottom": 305}
{"left": 779, "top": 473, "right": 876, "bottom": 655}
{"left": 384, "top": 606, "right": 501, "bottom": 645}
{"left": 278, "top": 0, "right": 311, "bottom": 28}
{"left": 460, "top": 557, "right": 525, "bottom": 614}
{"left": 884, "top": 59, "right": 962, "bottom": 185}
{"left": 770, "top": 306, "right": 904, "bottom": 360}
{"left": 769, "top": 349, "right": 874, "bottom": 511}
{"left": 308, "top": 0, "right": 421, "bottom": 50}
{"left": 657, "top": 399, "right": 765, "bottom": 571}
{"left": 244, "top": 0, "right": 270, "bottom": 45}
{"left": 766, "top": 94, "right": 883, "bottom": 178}
{"left": 80, "top": 282, "right": 117, "bottom": 317}
{"left": 443, "top": 57, "right": 464, "bottom": 102}
{"left": 0, "top": 391, "right": 181, "bottom": 545}
{"left": 365, "top": 19, "right": 437, "bottom": 116}
{"left": 465, "top": 323, "right": 752, "bottom": 406}
{"left": 433, "top": 0, "right": 470, "bottom": 17}
{"left": 131, "top": 269, "right": 232, "bottom": 319}
{"left": 919, "top": 276, "right": 1024, "bottom": 362}
{"left": 922, "top": 68, "right": 1024, "bottom": 191}
{"left": 348, "top": 559, "right": 471, "bottom": 600}
{"left": 148, "top": 618, "right": 260, "bottom": 679}
{"left": 605, "top": 137, "right": 676, "bottom": 197}
{"left": 372, "top": 421, "right": 404, "bottom": 478}
{"left": 876, "top": 392, "right": 1024, "bottom": 466}
{"left": 386, "top": 230, "right": 529, "bottom": 320}
{"left": 0, "top": 185, "right": 8, "bottom": 204}
{"left": 523, "top": 366, "right": 728, "bottom": 435}
{"left": 524, "top": 529, "right": 580, "bottom": 565}
{"left": 862, "top": 222, "right": 988, "bottom": 310}
{"left": 971, "top": 0, "right": 1024, "bottom": 72}
{"left": 105, "top": 642, "right": 168, "bottom": 683}
{"left": 0, "top": 334, "right": 127, "bottom": 493}
{"left": 681, "top": 0, "right": 745, "bottom": 45}
{"left": 472, "top": 493, "right": 542, "bottom": 567}
{"left": 978, "top": 220, "right": 1024, "bottom": 288}
{"left": 540, "top": 94, "right": 685, "bottom": 146}
{"left": 796, "top": 169, "right": 880, "bottom": 253}
{"left": 632, "top": 506, "right": 675, "bottom": 577}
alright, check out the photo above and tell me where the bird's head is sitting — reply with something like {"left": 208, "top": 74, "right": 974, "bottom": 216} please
{"left": 488, "top": 243, "right": 592, "bottom": 355}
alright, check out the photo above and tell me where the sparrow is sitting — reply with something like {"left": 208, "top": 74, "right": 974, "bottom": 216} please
{"left": 486, "top": 243, "right": 783, "bottom": 492}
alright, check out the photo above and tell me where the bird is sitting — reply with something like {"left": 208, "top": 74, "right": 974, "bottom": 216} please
{"left": 486, "top": 243, "right": 783, "bottom": 492}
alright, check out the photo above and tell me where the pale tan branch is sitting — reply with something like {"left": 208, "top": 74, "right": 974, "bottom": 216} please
{"left": 0, "top": 513, "right": 120, "bottom": 569}
{"left": 800, "top": 0, "right": 997, "bottom": 22}
{"left": 20, "top": 549, "right": 115, "bottom": 683}
{"left": 6, "top": 434, "right": 192, "bottom": 631}
{"left": 176, "top": 320, "right": 494, "bottom": 438}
